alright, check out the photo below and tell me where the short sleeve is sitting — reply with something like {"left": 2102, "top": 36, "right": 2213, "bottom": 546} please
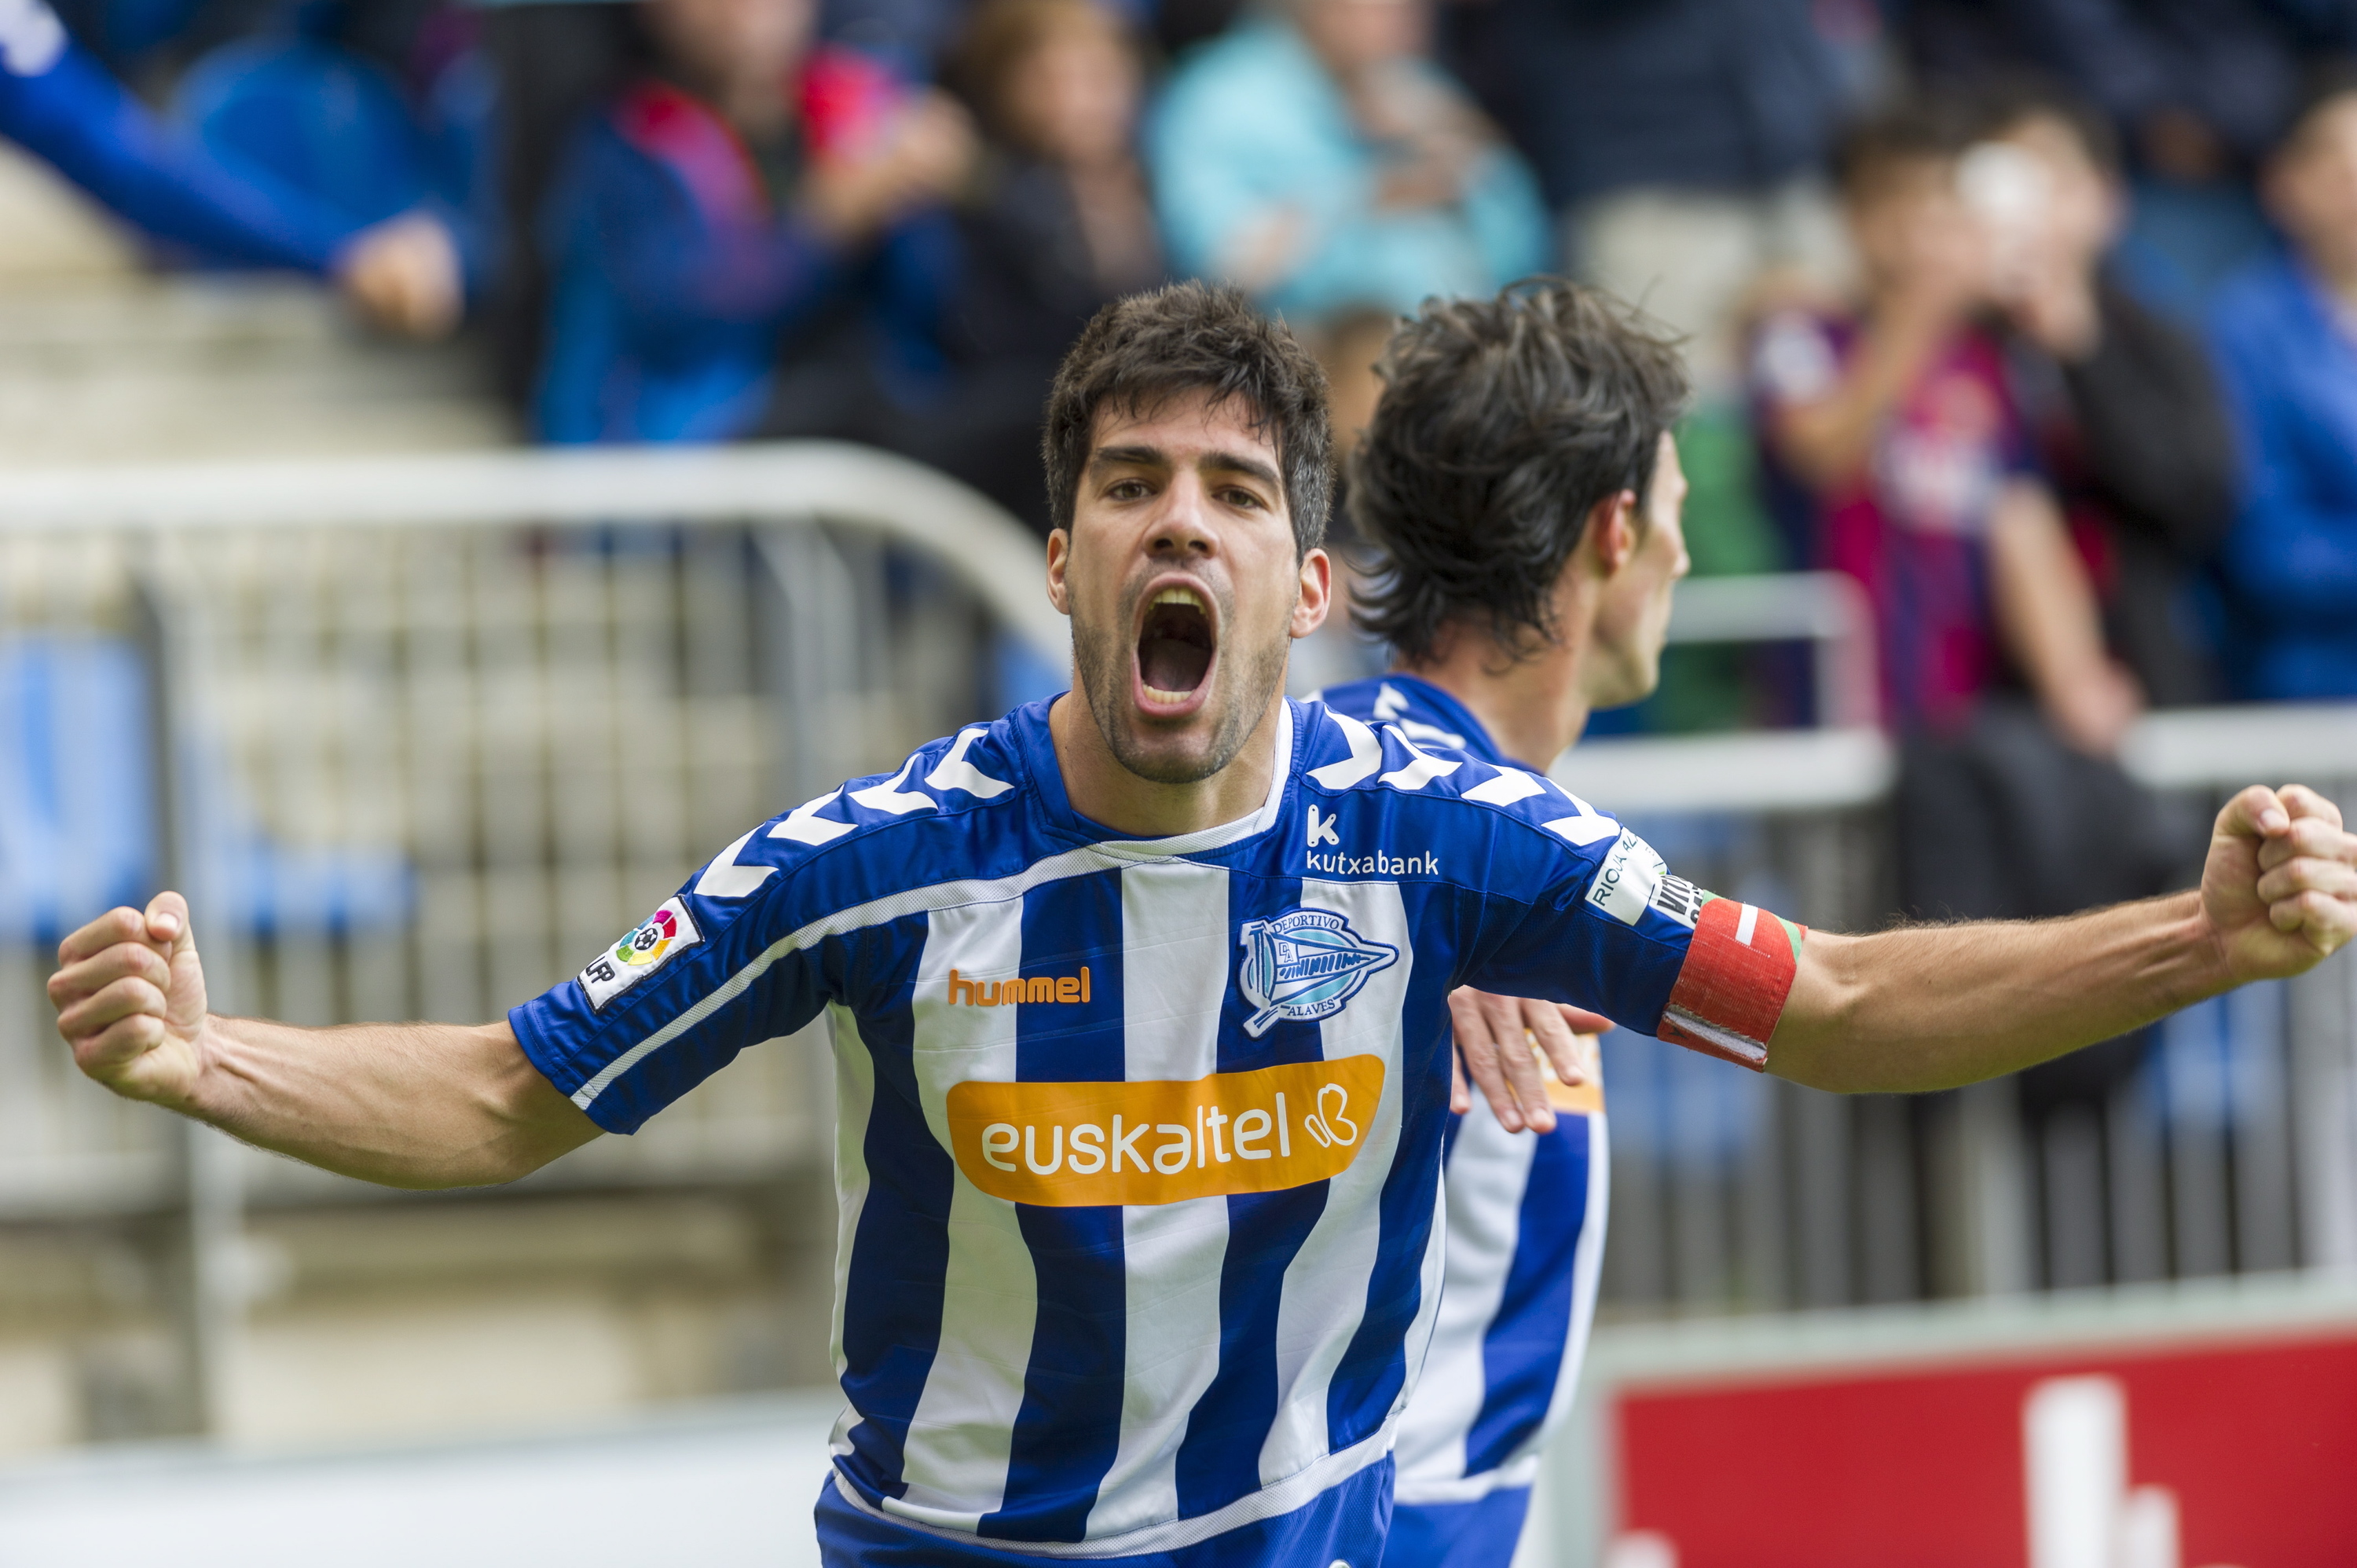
{"left": 509, "top": 866, "right": 834, "bottom": 1133}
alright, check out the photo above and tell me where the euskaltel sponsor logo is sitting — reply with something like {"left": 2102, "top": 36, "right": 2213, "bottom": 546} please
{"left": 945, "top": 1059, "right": 1384, "bottom": 1207}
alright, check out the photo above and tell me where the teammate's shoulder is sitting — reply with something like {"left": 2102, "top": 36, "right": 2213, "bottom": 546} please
{"left": 1292, "top": 697, "right": 1619, "bottom": 853}
{"left": 1310, "top": 674, "right": 1488, "bottom": 760}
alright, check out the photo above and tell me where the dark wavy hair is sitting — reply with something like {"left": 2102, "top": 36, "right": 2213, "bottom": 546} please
{"left": 1347, "top": 280, "right": 1689, "bottom": 664}
{"left": 1043, "top": 282, "right": 1333, "bottom": 554}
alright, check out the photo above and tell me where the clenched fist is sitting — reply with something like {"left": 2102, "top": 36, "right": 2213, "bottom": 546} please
{"left": 2204, "top": 785, "right": 2357, "bottom": 981}
{"left": 49, "top": 892, "right": 210, "bottom": 1112}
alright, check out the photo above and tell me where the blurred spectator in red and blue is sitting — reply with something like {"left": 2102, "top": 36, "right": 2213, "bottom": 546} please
{"left": 1972, "top": 82, "right": 2234, "bottom": 708}
{"left": 0, "top": 0, "right": 460, "bottom": 334}
{"left": 2209, "top": 63, "right": 2357, "bottom": 699}
{"left": 1753, "top": 101, "right": 2140, "bottom": 756}
{"left": 1754, "top": 99, "right": 2183, "bottom": 1185}
{"left": 1146, "top": 0, "right": 1546, "bottom": 322}
{"left": 531, "top": 0, "right": 974, "bottom": 445}
{"left": 925, "top": 0, "right": 1161, "bottom": 529}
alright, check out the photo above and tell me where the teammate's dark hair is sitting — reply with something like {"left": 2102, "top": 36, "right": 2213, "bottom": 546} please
{"left": 1346, "top": 279, "right": 1689, "bottom": 665}
{"left": 1043, "top": 281, "right": 1333, "bottom": 554}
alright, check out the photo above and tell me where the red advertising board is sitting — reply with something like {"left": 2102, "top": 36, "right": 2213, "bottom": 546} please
{"left": 1613, "top": 1328, "right": 2357, "bottom": 1568}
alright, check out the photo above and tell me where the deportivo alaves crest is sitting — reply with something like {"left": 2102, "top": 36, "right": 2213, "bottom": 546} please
{"left": 1237, "top": 909, "right": 1398, "bottom": 1037}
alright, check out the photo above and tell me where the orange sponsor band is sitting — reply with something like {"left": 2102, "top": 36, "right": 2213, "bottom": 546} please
{"left": 946, "top": 1057, "right": 1386, "bottom": 1207}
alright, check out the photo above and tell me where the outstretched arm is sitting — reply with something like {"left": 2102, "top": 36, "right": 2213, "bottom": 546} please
{"left": 1769, "top": 785, "right": 2357, "bottom": 1093}
{"left": 49, "top": 894, "right": 599, "bottom": 1189}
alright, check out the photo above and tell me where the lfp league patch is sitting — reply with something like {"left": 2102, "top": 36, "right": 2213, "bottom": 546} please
{"left": 578, "top": 897, "right": 702, "bottom": 1011}
{"left": 1237, "top": 908, "right": 1398, "bottom": 1038}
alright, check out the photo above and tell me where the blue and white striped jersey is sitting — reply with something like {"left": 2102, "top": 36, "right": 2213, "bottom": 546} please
{"left": 1314, "top": 675, "right": 1608, "bottom": 1515}
{"left": 512, "top": 696, "right": 1790, "bottom": 1556}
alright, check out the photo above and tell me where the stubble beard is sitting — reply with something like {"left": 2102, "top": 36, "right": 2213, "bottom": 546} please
{"left": 1072, "top": 579, "right": 1292, "bottom": 787}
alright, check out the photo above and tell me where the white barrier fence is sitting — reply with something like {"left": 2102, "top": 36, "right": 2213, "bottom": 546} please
{"left": 0, "top": 444, "right": 1061, "bottom": 1434}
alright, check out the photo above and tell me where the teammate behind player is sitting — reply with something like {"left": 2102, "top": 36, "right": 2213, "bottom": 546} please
{"left": 1316, "top": 280, "right": 1688, "bottom": 1566}
{"left": 49, "top": 282, "right": 2357, "bottom": 1568}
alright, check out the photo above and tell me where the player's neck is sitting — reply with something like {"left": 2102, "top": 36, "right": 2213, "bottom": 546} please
{"left": 1048, "top": 690, "right": 1285, "bottom": 838}
{"left": 1402, "top": 624, "right": 1593, "bottom": 771}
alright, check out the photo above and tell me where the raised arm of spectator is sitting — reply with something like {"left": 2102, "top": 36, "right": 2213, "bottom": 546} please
{"left": 1754, "top": 294, "right": 1964, "bottom": 492}
{"left": 1, "top": 27, "right": 346, "bottom": 271}
{"left": 1, "top": 20, "right": 460, "bottom": 334}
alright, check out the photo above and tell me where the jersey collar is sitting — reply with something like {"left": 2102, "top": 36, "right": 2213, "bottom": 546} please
{"left": 1013, "top": 695, "right": 1299, "bottom": 858}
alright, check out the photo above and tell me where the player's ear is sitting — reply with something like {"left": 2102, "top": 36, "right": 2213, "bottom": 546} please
{"left": 1289, "top": 547, "right": 1332, "bottom": 639}
{"left": 1587, "top": 490, "right": 1640, "bottom": 577}
{"left": 1046, "top": 529, "right": 1073, "bottom": 616}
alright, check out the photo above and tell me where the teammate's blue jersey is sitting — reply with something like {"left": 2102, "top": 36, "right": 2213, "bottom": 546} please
{"left": 1, "top": 0, "right": 356, "bottom": 271}
{"left": 511, "top": 696, "right": 1793, "bottom": 1557}
{"left": 1314, "top": 676, "right": 1609, "bottom": 1558}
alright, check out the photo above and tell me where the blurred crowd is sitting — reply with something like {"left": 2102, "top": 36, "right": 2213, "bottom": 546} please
{"left": 5, "top": 0, "right": 2357, "bottom": 731}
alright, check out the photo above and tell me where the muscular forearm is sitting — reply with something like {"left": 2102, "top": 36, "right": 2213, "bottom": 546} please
{"left": 187, "top": 1017, "right": 599, "bottom": 1189}
{"left": 1769, "top": 892, "right": 2227, "bottom": 1094}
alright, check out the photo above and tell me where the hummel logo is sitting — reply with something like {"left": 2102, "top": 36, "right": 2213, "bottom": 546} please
{"left": 1306, "top": 804, "right": 1340, "bottom": 848}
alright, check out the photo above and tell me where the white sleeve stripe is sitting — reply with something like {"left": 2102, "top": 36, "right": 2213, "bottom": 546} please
{"left": 850, "top": 755, "right": 937, "bottom": 816}
{"left": 1461, "top": 768, "right": 1545, "bottom": 807}
{"left": 1374, "top": 727, "right": 1462, "bottom": 792}
{"left": 926, "top": 726, "right": 1016, "bottom": 798}
{"left": 692, "top": 826, "right": 777, "bottom": 899}
{"left": 1308, "top": 708, "right": 1383, "bottom": 789}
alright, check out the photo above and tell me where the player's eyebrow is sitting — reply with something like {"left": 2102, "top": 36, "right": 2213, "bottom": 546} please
{"left": 1197, "top": 449, "right": 1283, "bottom": 493}
{"left": 1089, "top": 445, "right": 1281, "bottom": 495}
{"left": 1088, "top": 444, "right": 1174, "bottom": 476}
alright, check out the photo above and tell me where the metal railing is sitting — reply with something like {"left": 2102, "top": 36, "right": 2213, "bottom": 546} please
{"left": 1553, "top": 704, "right": 2357, "bottom": 1322}
{"left": 0, "top": 442, "right": 1060, "bottom": 1432}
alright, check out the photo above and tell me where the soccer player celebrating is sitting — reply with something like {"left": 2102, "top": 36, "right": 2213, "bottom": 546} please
{"left": 50, "top": 282, "right": 2357, "bottom": 1568}
{"left": 1315, "top": 280, "right": 1688, "bottom": 1567}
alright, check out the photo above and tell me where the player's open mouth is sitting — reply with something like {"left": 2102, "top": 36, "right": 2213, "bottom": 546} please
{"left": 1135, "top": 581, "right": 1216, "bottom": 717}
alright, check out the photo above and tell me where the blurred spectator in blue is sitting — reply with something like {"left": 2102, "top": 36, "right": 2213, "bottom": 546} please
{"left": 1972, "top": 82, "right": 2234, "bottom": 706}
{"left": 2209, "top": 64, "right": 2357, "bottom": 699}
{"left": 927, "top": 0, "right": 1161, "bottom": 529}
{"left": 0, "top": 0, "right": 460, "bottom": 334}
{"left": 1146, "top": 0, "right": 1547, "bottom": 322}
{"left": 1442, "top": 0, "right": 1866, "bottom": 402}
{"left": 532, "top": 0, "right": 975, "bottom": 444}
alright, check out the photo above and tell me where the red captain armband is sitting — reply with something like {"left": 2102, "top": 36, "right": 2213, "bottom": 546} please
{"left": 1656, "top": 898, "right": 1805, "bottom": 1072}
